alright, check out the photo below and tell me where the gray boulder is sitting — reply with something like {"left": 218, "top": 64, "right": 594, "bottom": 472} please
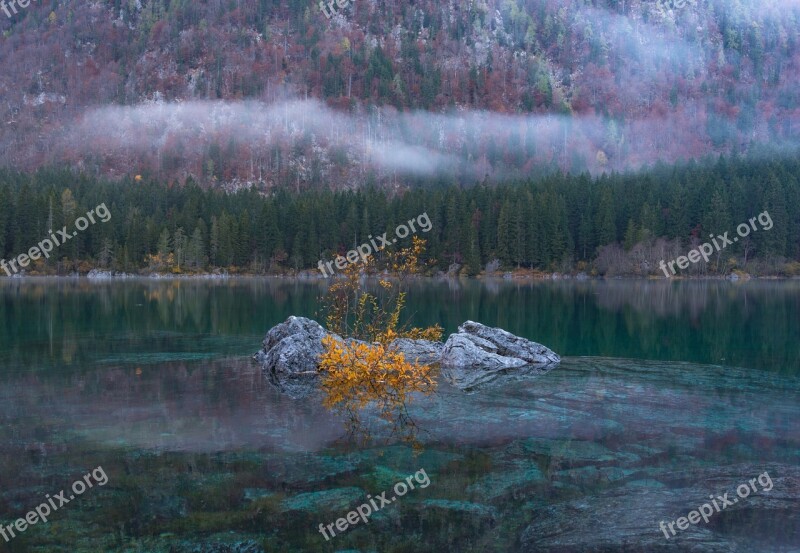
{"left": 440, "top": 321, "right": 560, "bottom": 370}
{"left": 440, "top": 333, "right": 529, "bottom": 371}
{"left": 254, "top": 316, "right": 330, "bottom": 374}
{"left": 389, "top": 338, "right": 445, "bottom": 365}
{"left": 254, "top": 316, "right": 398, "bottom": 397}
{"left": 253, "top": 316, "right": 334, "bottom": 398}
{"left": 255, "top": 317, "right": 560, "bottom": 396}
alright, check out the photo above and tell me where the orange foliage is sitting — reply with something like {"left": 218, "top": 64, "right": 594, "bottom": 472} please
{"left": 318, "top": 238, "right": 442, "bottom": 441}
{"left": 318, "top": 333, "right": 436, "bottom": 440}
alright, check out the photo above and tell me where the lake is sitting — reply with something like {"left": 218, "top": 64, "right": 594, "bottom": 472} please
{"left": 0, "top": 278, "right": 798, "bottom": 552}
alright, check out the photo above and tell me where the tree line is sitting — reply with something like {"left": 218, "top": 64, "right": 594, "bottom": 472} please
{"left": 0, "top": 153, "right": 798, "bottom": 276}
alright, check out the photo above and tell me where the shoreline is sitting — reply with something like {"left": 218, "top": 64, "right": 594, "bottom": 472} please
{"left": 1, "top": 270, "right": 798, "bottom": 282}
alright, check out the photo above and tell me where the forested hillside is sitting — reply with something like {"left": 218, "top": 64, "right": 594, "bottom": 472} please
{"left": 1, "top": 0, "right": 799, "bottom": 188}
{"left": 1, "top": 154, "right": 798, "bottom": 276}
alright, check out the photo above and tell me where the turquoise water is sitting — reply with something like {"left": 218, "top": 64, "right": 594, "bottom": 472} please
{"left": 0, "top": 278, "right": 798, "bottom": 552}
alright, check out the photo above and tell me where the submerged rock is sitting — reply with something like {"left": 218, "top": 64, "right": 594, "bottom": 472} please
{"left": 421, "top": 499, "right": 498, "bottom": 520}
{"left": 174, "top": 541, "right": 264, "bottom": 553}
{"left": 465, "top": 463, "right": 546, "bottom": 501}
{"left": 282, "top": 487, "right": 365, "bottom": 512}
{"left": 520, "top": 463, "right": 800, "bottom": 552}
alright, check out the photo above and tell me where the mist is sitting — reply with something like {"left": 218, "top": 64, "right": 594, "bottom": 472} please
{"left": 32, "top": 0, "right": 800, "bottom": 186}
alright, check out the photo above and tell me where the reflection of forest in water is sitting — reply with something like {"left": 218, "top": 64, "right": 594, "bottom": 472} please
{"left": 0, "top": 277, "right": 797, "bottom": 375}
{"left": 1, "top": 276, "right": 797, "bottom": 553}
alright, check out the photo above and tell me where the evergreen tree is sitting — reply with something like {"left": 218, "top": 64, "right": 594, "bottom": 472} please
{"left": 173, "top": 227, "right": 187, "bottom": 268}
{"left": 187, "top": 227, "right": 206, "bottom": 269}
{"left": 496, "top": 200, "right": 512, "bottom": 266}
{"left": 210, "top": 216, "right": 220, "bottom": 267}
{"left": 157, "top": 229, "right": 172, "bottom": 259}
{"left": 595, "top": 186, "right": 617, "bottom": 247}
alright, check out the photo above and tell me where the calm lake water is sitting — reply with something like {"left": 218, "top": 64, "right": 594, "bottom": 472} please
{"left": 0, "top": 278, "right": 798, "bottom": 552}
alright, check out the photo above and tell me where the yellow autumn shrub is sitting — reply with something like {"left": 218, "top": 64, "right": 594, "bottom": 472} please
{"left": 318, "top": 237, "right": 442, "bottom": 440}
{"left": 318, "top": 333, "right": 436, "bottom": 438}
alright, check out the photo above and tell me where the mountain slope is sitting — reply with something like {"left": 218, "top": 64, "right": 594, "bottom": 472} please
{"left": 1, "top": 0, "right": 798, "bottom": 188}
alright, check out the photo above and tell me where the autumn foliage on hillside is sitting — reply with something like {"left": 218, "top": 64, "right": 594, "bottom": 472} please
{"left": 0, "top": 0, "right": 799, "bottom": 187}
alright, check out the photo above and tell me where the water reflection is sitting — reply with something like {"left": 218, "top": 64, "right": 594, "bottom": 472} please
{"left": 0, "top": 277, "right": 797, "bottom": 375}
{"left": 0, "top": 278, "right": 798, "bottom": 552}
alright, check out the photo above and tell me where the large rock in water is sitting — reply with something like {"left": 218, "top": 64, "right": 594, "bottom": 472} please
{"left": 440, "top": 321, "right": 560, "bottom": 370}
{"left": 253, "top": 316, "right": 333, "bottom": 398}
{"left": 254, "top": 317, "right": 560, "bottom": 396}
{"left": 253, "top": 317, "right": 444, "bottom": 398}
{"left": 439, "top": 321, "right": 560, "bottom": 389}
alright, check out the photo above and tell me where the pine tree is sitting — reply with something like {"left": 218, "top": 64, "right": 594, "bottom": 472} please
{"left": 466, "top": 222, "right": 482, "bottom": 276}
{"left": 210, "top": 216, "right": 220, "bottom": 267}
{"left": 595, "top": 186, "right": 617, "bottom": 247}
{"left": 236, "top": 210, "right": 251, "bottom": 267}
{"left": 157, "top": 229, "right": 172, "bottom": 259}
{"left": 98, "top": 239, "right": 115, "bottom": 268}
{"left": 762, "top": 175, "right": 788, "bottom": 257}
{"left": 187, "top": 227, "right": 206, "bottom": 269}
{"left": 0, "top": 185, "right": 9, "bottom": 258}
{"left": 496, "top": 200, "right": 512, "bottom": 266}
{"left": 623, "top": 219, "right": 638, "bottom": 251}
{"left": 173, "top": 227, "right": 187, "bottom": 268}
{"left": 291, "top": 231, "right": 305, "bottom": 270}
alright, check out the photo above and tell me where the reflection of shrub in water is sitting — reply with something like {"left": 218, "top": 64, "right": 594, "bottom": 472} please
{"left": 319, "top": 333, "right": 437, "bottom": 443}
